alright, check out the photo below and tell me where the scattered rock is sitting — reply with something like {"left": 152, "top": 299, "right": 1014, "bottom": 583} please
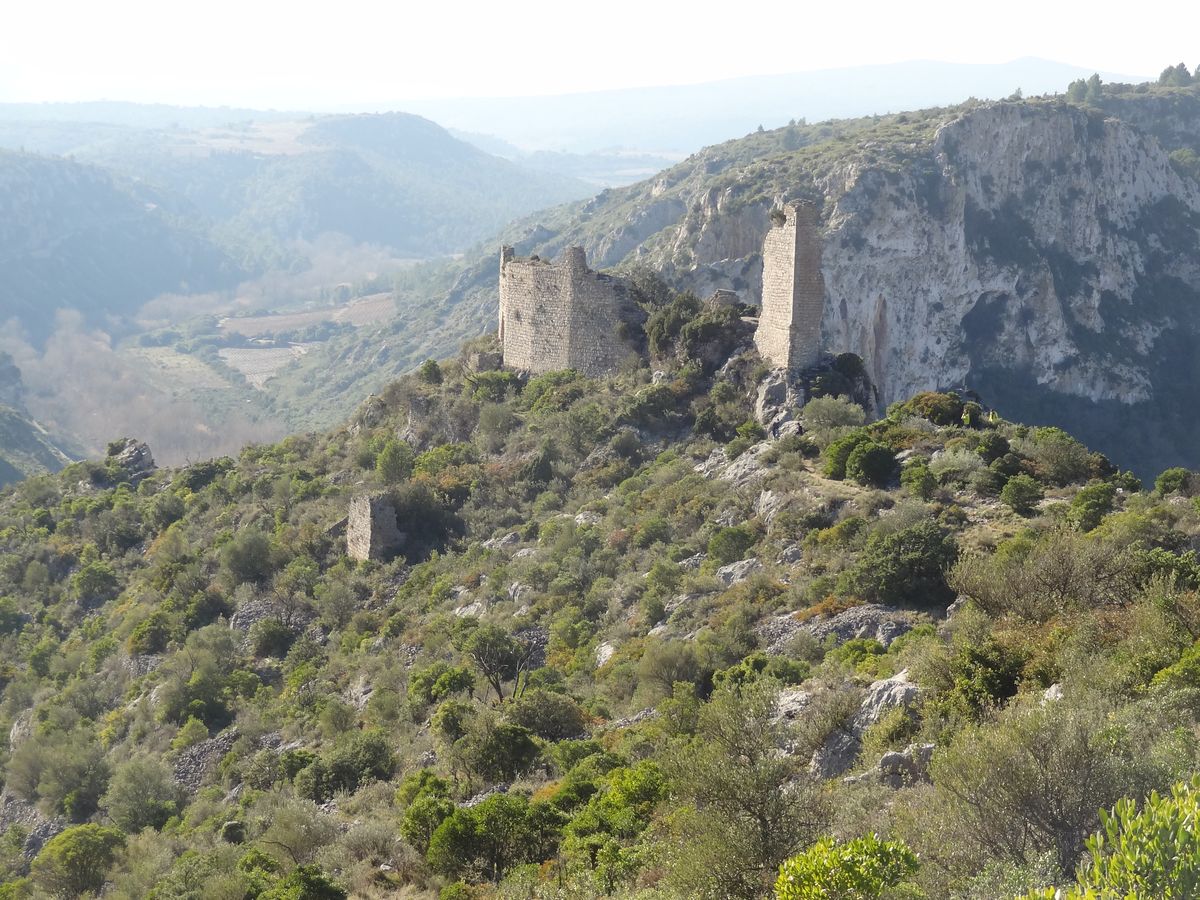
{"left": 1042, "top": 683, "right": 1064, "bottom": 703}
{"left": 122, "top": 653, "right": 163, "bottom": 677}
{"left": 774, "top": 687, "right": 813, "bottom": 723}
{"left": 716, "top": 557, "right": 763, "bottom": 587}
{"left": 754, "top": 489, "right": 788, "bottom": 528}
{"left": 108, "top": 438, "right": 156, "bottom": 483}
{"left": 513, "top": 548, "right": 538, "bottom": 560}
{"left": 574, "top": 511, "right": 602, "bottom": 527}
{"left": 756, "top": 613, "right": 808, "bottom": 655}
{"left": 777, "top": 544, "right": 803, "bottom": 565}
{"left": 174, "top": 729, "right": 240, "bottom": 793}
{"left": 721, "top": 442, "right": 774, "bottom": 487}
{"left": 8, "top": 711, "right": 32, "bottom": 750}
{"left": 453, "top": 600, "right": 488, "bottom": 618}
{"left": 461, "top": 783, "right": 510, "bottom": 808}
{"left": 22, "top": 820, "right": 64, "bottom": 860}
{"left": 482, "top": 531, "right": 522, "bottom": 550}
{"left": 679, "top": 552, "right": 706, "bottom": 571}
{"left": 507, "top": 582, "right": 532, "bottom": 604}
{"left": 347, "top": 675, "right": 373, "bottom": 711}
{"left": 605, "top": 708, "right": 659, "bottom": 730}
{"left": 801, "top": 604, "right": 919, "bottom": 649}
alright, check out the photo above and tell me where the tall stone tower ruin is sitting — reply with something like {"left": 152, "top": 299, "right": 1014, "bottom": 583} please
{"left": 755, "top": 201, "right": 825, "bottom": 371}
{"left": 346, "top": 493, "right": 403, "bottom": 562}
{"left": 499, "top": 246, "right": 645, "bottom": 376}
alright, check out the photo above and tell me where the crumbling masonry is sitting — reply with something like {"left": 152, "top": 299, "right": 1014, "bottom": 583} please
{"left": 754, "top": 201, "right": 825, "bottom": 371}
{"left": 499, "top": 246, "right": 644, "bottom": 376}
{"left": 346, "top": 492, "right": 403, "bottom": 562}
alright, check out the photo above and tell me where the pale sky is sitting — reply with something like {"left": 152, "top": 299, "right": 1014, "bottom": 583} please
{"left": 0, "top": 0, "right": 1191, "bottom": 108}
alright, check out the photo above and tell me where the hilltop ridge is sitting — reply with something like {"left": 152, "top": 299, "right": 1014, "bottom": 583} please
{"left": 276, "top": 81, "right": 1200, "bottom": 478}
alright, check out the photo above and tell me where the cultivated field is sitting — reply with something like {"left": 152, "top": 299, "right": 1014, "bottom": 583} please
{"left": 219, "top": 345, "right": 313, "bottom": 388}
{"left": 218, "top": 292, "right": 396, "bottom": 337}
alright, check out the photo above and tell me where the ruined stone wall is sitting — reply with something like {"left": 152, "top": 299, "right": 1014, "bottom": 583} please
{"left": 755, "top": 202, "right": 824, "bottom": 370}
{"left": 346, "top": 493, "right": 403, "bottom": 562}
{"left": 499, "top": 247, "right": 642, "bottom": 376}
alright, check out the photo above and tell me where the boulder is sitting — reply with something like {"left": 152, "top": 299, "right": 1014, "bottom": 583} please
{"left": 777, "top": 544, "right": 803, "bottom": 565}
{"left": 595, "top": 641, "right": 616, "bottom": 668}
{"left": 108, "top": 438, "right": 156, "bottom": 482}
{"left": 846, "top": 742, "right": 935, "bottom": 789}
{"left": 716, "top": 557, "right": 763, "bottom": 587}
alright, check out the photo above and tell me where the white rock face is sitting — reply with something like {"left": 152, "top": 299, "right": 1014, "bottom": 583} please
{"left": 818, "top": 103, "right": 1196, "bottom": 408}
{"left": 650, "top": 104, "right": 1197, "bottom": 413}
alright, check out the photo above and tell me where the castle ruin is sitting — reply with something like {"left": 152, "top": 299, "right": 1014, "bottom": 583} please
{"left": 346, "top": 492, "right": 404, "bottom": 562}
{"left": 499, "top": 246, "right": 644, "bottom": 376}
{"left": 754, "top": 201, "right": 825, "bottom": 371}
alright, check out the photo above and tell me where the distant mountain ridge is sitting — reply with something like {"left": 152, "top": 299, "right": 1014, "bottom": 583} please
{"left": 0, "top": 112, "right": 593, "bottom": 342}
{"left": 398, "top": 57, "right": 1145, "bottom": 154}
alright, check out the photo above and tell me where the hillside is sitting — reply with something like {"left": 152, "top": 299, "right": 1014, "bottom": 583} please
{"left": 285, "top": 81, "right": 1200, "bottom": 478}
{"left": 1, "top": 283, "right": 1200, "bottom": 897}
{"left": 0, "top": 151, "right": 244, "bottom": 343}
{"left": 0, "top": 353, "right": 75, "bottom": 487}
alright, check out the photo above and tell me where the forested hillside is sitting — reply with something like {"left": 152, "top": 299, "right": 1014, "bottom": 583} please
{"left": 0, "top": 151, "right": 244, "bottom": 342}
{"left": 2, "top": 279, "right": 1200, "bottom": 898}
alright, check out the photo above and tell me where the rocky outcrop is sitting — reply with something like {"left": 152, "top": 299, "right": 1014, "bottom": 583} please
{"left": 809, "top": 670, "right": 921, "bottom": 778}
{"left": 757, "top": 604, "right": 921, "bottom": 655}
{"left": 108, "top": 438, "right": 155, "bottom": 482}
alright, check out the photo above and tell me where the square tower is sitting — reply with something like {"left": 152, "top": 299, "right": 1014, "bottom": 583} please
{"left": 755, "top": 201, "right": 825, "bottom": 371}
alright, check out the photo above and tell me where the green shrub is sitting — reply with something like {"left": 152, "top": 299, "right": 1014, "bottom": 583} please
{"left": 1069, "top": 482, "right": 1117, "bottom": 532}
{"left": 504, "top": 689, "right": 587, "bottom": 741}
{"left": 1023, "top": 777, "right": 1200, "bottom": 899}
{"left": 844, "top": 441, "right": 896, "bottom": 486}
{"left": 901, "top": 461, "right": 936, "bottom": 500}
{"left": 708, "top": 525, "right": 757, "bottom": 566}
{"left": 1000, "top": 474, "right": 1044, "bottom": 516}
{"left": 897, "top": 391, "right": 964, "bottom": 426}
{"left": 840, "top": 521, "right": 958, "bottom": 607}
{"left": 417, "top": 359, "right": 443, "bottom": 384}
{"left": 31, "top": 825, "right": 125, "bottom": 898}
{"left": 376, "top": 439, "right": 414, "bottom": 484}
{"left": 775, "top": 834, "right": 919, "bottom": 900}
{"left": 1155, "top": 467, "right": 1194, "bottom": 497}
{"left": 823, "top": 431, "right": 872, "bottom": 480}
{"left": 249, "top": 618, "right": 294, "bottom": 658}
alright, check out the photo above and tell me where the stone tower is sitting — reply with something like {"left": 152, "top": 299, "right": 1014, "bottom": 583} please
{"left": 346, "top": 493, "right": 403, "bottom": 562}
{"left": 755, "top": 201, "right": 825, "bottom": 371}
{"left": 498, "top": 246, "right": 644, "bottom": 376}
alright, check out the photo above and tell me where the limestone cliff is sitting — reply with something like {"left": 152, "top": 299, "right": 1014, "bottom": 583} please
{"left": 468, "top": 90, "right": 1200, "bottom": 475}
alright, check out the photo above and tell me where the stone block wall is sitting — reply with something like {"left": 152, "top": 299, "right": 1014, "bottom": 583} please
{"left": 499, "top": 246, "right": 643, "bottom": 376}
{"left": 346, "top": 493, "right": 403, "bottom": 562}
{"left": 755, "top": 201, "right": 825, "bottom": 370}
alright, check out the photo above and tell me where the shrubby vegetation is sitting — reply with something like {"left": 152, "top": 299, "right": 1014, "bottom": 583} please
{"left": 3, "top": 297, "right": 1200, "bottom": 900}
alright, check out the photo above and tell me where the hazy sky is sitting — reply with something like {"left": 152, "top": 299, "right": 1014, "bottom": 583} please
{"left": 1, "top": 0, "right": 1193, "bottom": 108}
